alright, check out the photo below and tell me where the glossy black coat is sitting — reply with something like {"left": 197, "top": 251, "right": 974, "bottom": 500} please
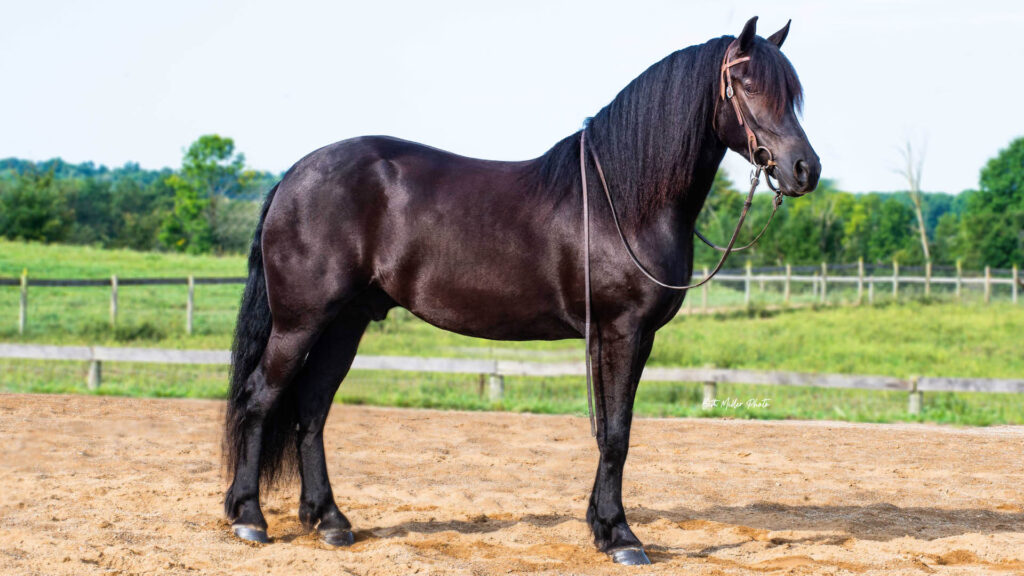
{"left": 223, "top": 17, "right": 819, "bottom": 563}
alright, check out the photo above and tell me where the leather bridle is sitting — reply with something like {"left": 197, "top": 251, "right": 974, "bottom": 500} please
{"left": 578, "top": 39, "right": 783, "bottom": 435}
{"left": 717, "top": 41, "right": 779, "bottom": 181}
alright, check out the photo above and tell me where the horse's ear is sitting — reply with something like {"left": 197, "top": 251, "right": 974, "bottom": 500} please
{"left": 767, "top": 19, "right": 791, "bottom": 49}
{"left": 738, "top": 16, "right": 758, "bottom": 53}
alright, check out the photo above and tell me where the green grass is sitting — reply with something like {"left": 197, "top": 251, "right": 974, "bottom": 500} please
{"left": 0, "top": 240, "right": 246, "bottom": 348}
{"left": 5, "top": 358, "right": 1024, "bottom": 427}
{"left": 0, "top": 239, "right": 248, "bottom": 277}
{"left": 2, "top": 240, "right": 1023, "bottom": 426}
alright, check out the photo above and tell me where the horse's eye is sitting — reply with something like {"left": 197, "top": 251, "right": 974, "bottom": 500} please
{"left": 743, "top": 83, "right": 759, "bottom": 95}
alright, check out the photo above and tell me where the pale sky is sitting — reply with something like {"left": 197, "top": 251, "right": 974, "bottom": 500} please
{"left": 1, "top": 0, "right": 1022, "bottom": 193}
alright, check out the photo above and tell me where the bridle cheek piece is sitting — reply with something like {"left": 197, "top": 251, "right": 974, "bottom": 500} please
{"left": 717, "top": 41, "right": 779, "bottom": 186}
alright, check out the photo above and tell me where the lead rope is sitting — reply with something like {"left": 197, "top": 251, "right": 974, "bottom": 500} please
{"left": 579, "top": 40, "right": 785, "bottom": 436}
{"left": 583, "top": 132, "right": 775, "bottom": 290}
{"left": 579, "top": 131, "right": 779, "bottom": 436}
{"left": 694, "top": 190, "right": 782, "bottom": 252}
{"left": 580, "top": 132, "right": 596, "bottom": 437}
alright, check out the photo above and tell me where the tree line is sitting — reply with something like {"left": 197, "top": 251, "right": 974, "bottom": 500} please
{"left": 0, "top": 135, "right": 277, "bottom": 254}
{"left": 1, "top": 135, "right": 1022, "bottom": 268}
{"left": 693, "top": 137, "right": 1022, "bottom": 269}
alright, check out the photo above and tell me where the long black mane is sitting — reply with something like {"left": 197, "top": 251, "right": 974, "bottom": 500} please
{"left": 533, "top": 35, "right": 802, "bottom": 224}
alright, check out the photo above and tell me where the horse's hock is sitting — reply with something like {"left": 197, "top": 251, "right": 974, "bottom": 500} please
{"left": 2, "top": 393, "right": 1023, "bottom": 575}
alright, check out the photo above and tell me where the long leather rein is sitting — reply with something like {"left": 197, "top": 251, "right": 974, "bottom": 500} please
{"left": 579, "top": 41, "right": 783, "bottom": 436}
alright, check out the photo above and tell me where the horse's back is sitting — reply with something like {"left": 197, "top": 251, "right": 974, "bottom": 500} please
{"left": 262, "top": 136, "right": 580, "bottom": 340}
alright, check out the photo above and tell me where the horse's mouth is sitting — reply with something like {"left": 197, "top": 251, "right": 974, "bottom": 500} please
{"left": 766, "top": 166, "right": 811, "bottom": 198}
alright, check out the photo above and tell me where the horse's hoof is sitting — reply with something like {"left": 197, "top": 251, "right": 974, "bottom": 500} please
{"left": 320, "top": 528, "right": 355, "bottom": 547}
{"left": 232, "top": 524, "right": 270, "bottom": 544}
{"left": 609, "top": 547, "right": 651, "bottom": 565}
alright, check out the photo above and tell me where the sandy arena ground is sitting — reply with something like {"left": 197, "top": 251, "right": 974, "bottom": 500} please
{"left": 2, "top": 394, "right": 1024, "bottom": 575}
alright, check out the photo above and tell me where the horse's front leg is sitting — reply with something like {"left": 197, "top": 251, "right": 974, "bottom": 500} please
{"left": 587, "top": 329, "right": 654, "bottom": 565}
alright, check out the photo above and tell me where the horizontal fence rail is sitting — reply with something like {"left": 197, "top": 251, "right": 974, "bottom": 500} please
{"left": 2, "top": 343, "right": 1023, "bottom": 415}
{"left": 3, "top": 260, "right": 1021, "bottom": 335}
{"left": 0, "top": 276, "right": 245, "bottom": 287}
{"left": 682, "top": 259, "right": 1020, "bottom": 310}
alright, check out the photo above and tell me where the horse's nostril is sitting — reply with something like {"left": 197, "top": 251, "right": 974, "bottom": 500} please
{"left": 794, "top": 160, "right": 809, "bottom": 185}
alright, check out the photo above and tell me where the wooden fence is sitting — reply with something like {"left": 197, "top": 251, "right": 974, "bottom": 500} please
{"left": 2, "top": 343, "right": 1023, "bottom": 416}
{"left": 691, "top": 260, "right": 1019, "bottom": 310}
{"left": 2, "top": 260, "right": 1020, "bottom": 334}
{"left": 1, "top": 272, "right": 244, "bottom": 335}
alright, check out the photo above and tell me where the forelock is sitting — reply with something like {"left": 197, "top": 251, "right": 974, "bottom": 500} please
{"left": 747, "top": 40, "right": 804, "bottom": 118}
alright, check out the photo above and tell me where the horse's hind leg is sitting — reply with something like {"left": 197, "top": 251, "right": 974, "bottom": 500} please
{"left": 226, "top": 324, "right": 322, "bottom": 542}
{"left": 293, "top": 311, "right": 370, "bottom": 546}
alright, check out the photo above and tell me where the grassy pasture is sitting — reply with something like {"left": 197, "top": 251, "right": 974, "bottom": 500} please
{"left": 1, "top": 240, "right": 1022, "bottom": 425}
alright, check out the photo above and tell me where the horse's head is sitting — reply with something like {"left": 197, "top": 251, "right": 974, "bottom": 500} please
{"left": 714, "top": 17, "right": 820, "bottom": 197}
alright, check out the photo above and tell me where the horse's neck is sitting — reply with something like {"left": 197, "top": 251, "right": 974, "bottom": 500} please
{"left": 680, "top": 145, "right": 728, "bottom": 223}
{"left": 639, "top": 143, "right": 727, "bottom": 245}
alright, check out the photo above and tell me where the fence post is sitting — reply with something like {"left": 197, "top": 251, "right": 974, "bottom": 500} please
{"left": 744, "top": 261, "right": 752, "bottom": 305}
{"left": 868, "top": 275, "right": 875, "bottom": 304}
{"left": 820, "top": 261, "right": 828, "bottom": 303}
{"left": 892, "top": 259, "right": 900, "bottom": 300}
{"left": 1013, "top": 264, "right": 1019, "bottom": 304}
{"left": 702, "top": 381, "right": 717, "bottom": 410}
{"left": 925, "top": 260, "right": 932, "bottom": 298}
{"left": 984, "top": 266, "right": 991, "bottom": 304}
{"left": 109, "top": 275, "right": 118, "bottom": 329}
{"left": 784, "top": 263, "right": 791, "bottom": 304}
{"left": 907, "top": 376, "right": 922, "bottom": 416}
{"left": 87, "top": 360, "right": 102, "bottom": 390}
{"left": 955, "top": 259, "right": 963, "bottom": 302}
{"left": 701, "top": 266, "right": 709, "bottom": 311}
{"left": 19, "top": 269, "right": 27, "bottom": 335}
{"left": 186, "top": 275, "right": 195, "bottom": 335}
{"left": 857, "top": 257, "right": 864, "bottom": 304}
{"left": 488, "top": 373, "right": 504, "bottom": 402}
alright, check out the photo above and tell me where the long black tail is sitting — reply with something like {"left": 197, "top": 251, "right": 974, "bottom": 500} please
{"left": 224, "top": 183, "right": 297, "bottom": 489}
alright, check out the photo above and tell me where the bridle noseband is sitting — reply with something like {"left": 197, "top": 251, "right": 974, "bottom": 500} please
{"left": 578, "top": 39, "right": 784, "bottom": 436}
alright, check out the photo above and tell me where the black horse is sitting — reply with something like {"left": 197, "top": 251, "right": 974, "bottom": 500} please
{"left": 224, "top": 16, "right": 819, "bottom": 565}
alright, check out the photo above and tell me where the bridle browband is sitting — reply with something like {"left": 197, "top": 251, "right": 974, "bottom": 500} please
{"left": 578, "top": 39, "right": 784, "bottom": 436}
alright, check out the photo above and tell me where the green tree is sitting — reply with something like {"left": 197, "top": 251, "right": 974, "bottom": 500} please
{"left": 160, "top": 172, "right": 214, "bottom": 253}
{"left": 209, "top": 194, "right": 261, "bottom": 252}
{"left": 963, "top": 137, "right": 1024, "bottom": 267}
{"left": 109, "top": 176, "right": 173, "bottom": 250}
{"left": 932, "top": 211, "right": 966, "bottom": 266}
{"left": 0, "top": 169, "right": 74, "bottom": 242}
{"left": 868, "top": 196, "right": 919, "bottom": 264}
{"left": 839, "top": 192, "right": 874, "bottom": 262}
{"left": 748, "top": 180, "right": 846, "bottom": 266}
{"left": 694, "top": 170, "right": 743, "bottom": 267}
{"left": 67, "top": 177, "right": 113, "bottom": 245}
{"left": 160, "top": 135, "right": 253, "bottom": 253}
